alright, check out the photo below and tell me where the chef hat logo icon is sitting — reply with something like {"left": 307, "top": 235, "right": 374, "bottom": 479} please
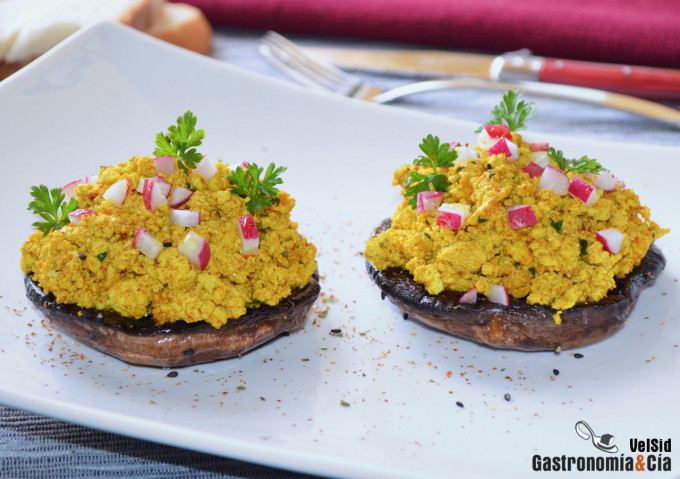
{"left": 575, "top": 421, "right": 618, "bottom": 453}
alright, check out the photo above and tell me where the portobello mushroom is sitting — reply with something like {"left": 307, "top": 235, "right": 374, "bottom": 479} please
{"left": 25, "top": 272, "right": 320, "bottom": 367}
{"left": 366, "top": 220, "right": 666, "bottom": 351}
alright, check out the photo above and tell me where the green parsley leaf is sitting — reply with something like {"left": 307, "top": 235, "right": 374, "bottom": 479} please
{"left": 550, "top": 219, "right": 563, "bottom": 233}
{"left": 27, "top": 185, "right": 78, "bottom": 236}
{"left": 228, "top": 162, "right": 287, "bottom": 214}
{"left": 477, "top": 218, "right": 488, "bottom": 223}
{"left": 153, "top": 111, "right": 205, "bottom": 172}
{"left": 404, "top": 135, "right": 457, "bottom": 209}
{"left": 476, "top": 90, "right": 537, "bottom": 132}
{"left": 96, "top": 252, "right": 108, "bottom": 261}
{"left": 548, "top": 147, "right": 605, "bottom": 174}
{"left": 528, "top": 267, "right": 536, "bottom": 278}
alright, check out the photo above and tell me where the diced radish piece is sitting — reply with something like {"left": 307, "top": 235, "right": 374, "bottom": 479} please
{"left": 169, "top": 186, "right": 193, "bottom": 208}
{"left": 178, "top": 231, "right": 210, "bottom": 269}
{"left": 68, "top": 209, "right": 95, "bottom": 225}
{"left": 133, "top": 227, "right": 163, "bottom": 259}
{"left": 436, "top": 203, "right": 470, "bottom": 230}
{"left": 62, "top": 179, "right": 83, "bottom": 199}
{"left": 531, "top": 151, "right": 550, "bottom": 167}
{"left": 592, "top": 171, "right": 619, "bottom": 192}
{"left": 153, "top": 156, "right": 175, "bottom": 175}
{"left": 241, "top": 161, "right": 249, "bottom": 168}
{"left": 538, "top": 165, "right": 569, "bottom": 195}
{"left": 142, "top": 179, "right": 167, "bottom": 211}
{"left": 85, "top": 175, "right": 98, "bottom": 184}
{"left": 193, "top": 156, "right": 217, "bottom": 182}
{"left": 506, "top": 204, "right": 538, "bottom": 229}
{"left": 154, "top": 176, "right": 172, "bottom": 197}
{"left": 522, "top": 161, "right": 545, "bottom": 178}
{"left": 136, "top": 178, "right": 149, "bottom": 194}
{"left": 569, "top": 175, "right": 600, "bottom": 207}
{"left": 102, "top": 179, "right": 129, "bottom": 206}
{"left": 485, "top": 124, "right": 512, "bottom": 140}
{"left": 416, "top": 191, "right": 444, "bottom": 213}
{"left": 169, "top": 209, "right": 200, "bottom": 227}
{"left": 454, "top": 145, "right": 479, "bottom": 162}
{"left": 487, "top": 138, "right": 519, "bottom": 161}
{"left": 237, "top": 214, "right": 260, "bottom": 255}
{"left": 596, "top": 228, "right": 624, "bottom": 255}
{"left": 488, "top": 285, "right": 510, "bottom": 306}
{"left": 530, "top": 142, "right": 549, "bottom": 152}
{"left": 458, "top": 288, "right": 477, "bottom": 305}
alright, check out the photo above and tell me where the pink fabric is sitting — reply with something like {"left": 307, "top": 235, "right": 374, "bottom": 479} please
{"left": 174, "top": 0, "right": 680, "bottom": 68}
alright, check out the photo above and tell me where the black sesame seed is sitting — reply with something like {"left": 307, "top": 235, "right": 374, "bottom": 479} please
{"left": 78, "top": 253, "right": 87, "bottom": 260}
{"left": 166, "top": 371, "right": 178, "bottom": 378}
{"left": 504, "top": 393, "right": 511, "bottom": 401}
{"left": 553, "top": 369, "right": 560, "bottom": 376}
{"left": 456, "top": 401, "right": 464, "bottom": 408}
{"left": 403, "top": 313, "right": 408, "bottom": 320}
{"left": 381, "top": 292, "right": 386, "bottom": 300}
{"left": 330, "top": 328, "right": 342, "bottom": 334}
{"left": 574, "top": 353, "right": 584, "bottom": 359}
{"left": 163, "top": 242, "right": 172, "bottom": 247}
{"left": 486, "top": 163, "right": 493, "bottom": 170}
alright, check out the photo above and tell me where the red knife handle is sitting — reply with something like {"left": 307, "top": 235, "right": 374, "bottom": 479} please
{"left": 539, "top": 58, "right": 680, "bottom": 100}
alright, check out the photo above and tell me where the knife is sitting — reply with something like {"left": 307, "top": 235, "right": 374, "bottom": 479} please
{"left": 304, "top": 47, "right": 680, "bottom": 101}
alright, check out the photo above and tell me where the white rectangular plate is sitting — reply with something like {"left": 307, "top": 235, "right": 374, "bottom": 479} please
{"left": 0, "top": 21, "right": 678, "bottom": 479}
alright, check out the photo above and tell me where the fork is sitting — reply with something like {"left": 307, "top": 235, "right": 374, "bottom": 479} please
{"left": 258, "top": 31, "right": 680, "bottom": 128}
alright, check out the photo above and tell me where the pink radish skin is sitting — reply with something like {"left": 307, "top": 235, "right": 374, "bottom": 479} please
{"left": 178, "top": 231, "right": 210, "bottom": 269}
{"left": 169, "top": 209, "right": 200, "bottom": 227}
{"left": 133, "top": 227, "right": 163, "bottom": 259}
{"left": 436, "top": 203, "right": 470, "bottom": 230}
{"left": 169, "top": 186, "right": 193, "bottom": 208}
{"left": 530, "top": 142, "right": 549, "bottom": 152}
{"left": 596, "top": 228, "right": 624, "bottom": 254}
{"left": 488, "top": 285, "right": 510, "bottom": 306}
{"left": 153, "top": 156, "right": 175, "bottom": 175}
{"left": 193, "top": 156, "right": 217, "bottom": 183}
{"left": 506, "top": 204, "right": 538, "bottom": 229}
{"left": 487, "top": 138, "right": 519, "bottom": 161}
{"left": 416, "top": 191, "right": 444, "bottom": 213}
{"left": 569, "top": 175, "right": 600, "bottom": 207}
{"left": 592, "top": 171, "right": 624, "bottom": 192}
{"left": 142, "top": 179, "right": 167, "bottom": 211}
{"left": 538, "top": 165, "right": 569, "bottom": 195}
{"left": 85, "top": 175, "right": 98, "bottom": 184}
{"left": 154, "top": 176, "right": 172, "bottom": 197}
{"left": 102, "top": 179, "right": 130, "bottom": 206}
{"left": 458, "top": 288, "right": 477, "bottom": 305}
{"left": 484, "top": 124, "right": 512, "bottom": 140}
{"left": 237, "top": 215, "right": 260, "bottom": 255}
{"left": 62, "top": 180, "right": 84, "bottom": 199}
{"left": 522, "top": 162, "right": 545, "bottom": 178}
{"left": 68, "top": 209, "right": 95, "bottom": 225}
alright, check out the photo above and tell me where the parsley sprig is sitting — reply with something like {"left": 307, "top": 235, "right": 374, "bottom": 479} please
{"left": 153, "top": 111, "right": 205, "bottom": 172}
{"left": 404, "top": 135, "right": 457, "bottom": 209}
{"left": 476, "top": 90, "right": 537, "bottom": 132}
{"left": 28, "top": 185, "right": 78, "bottom": 236}
{"left": 228, "top": 162, "right": 287, "bottom": 214}
{"left": 548, "top": 147, "right": 605, "bottom": 174}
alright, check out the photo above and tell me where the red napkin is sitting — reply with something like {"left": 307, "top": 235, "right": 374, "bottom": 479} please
{"left": 173, "top": 0, "right": 680, "bottom": 68}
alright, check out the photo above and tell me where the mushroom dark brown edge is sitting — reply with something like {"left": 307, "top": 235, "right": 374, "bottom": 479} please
{"left": 366, "top": 220, "right": 666, "bottom": 351}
